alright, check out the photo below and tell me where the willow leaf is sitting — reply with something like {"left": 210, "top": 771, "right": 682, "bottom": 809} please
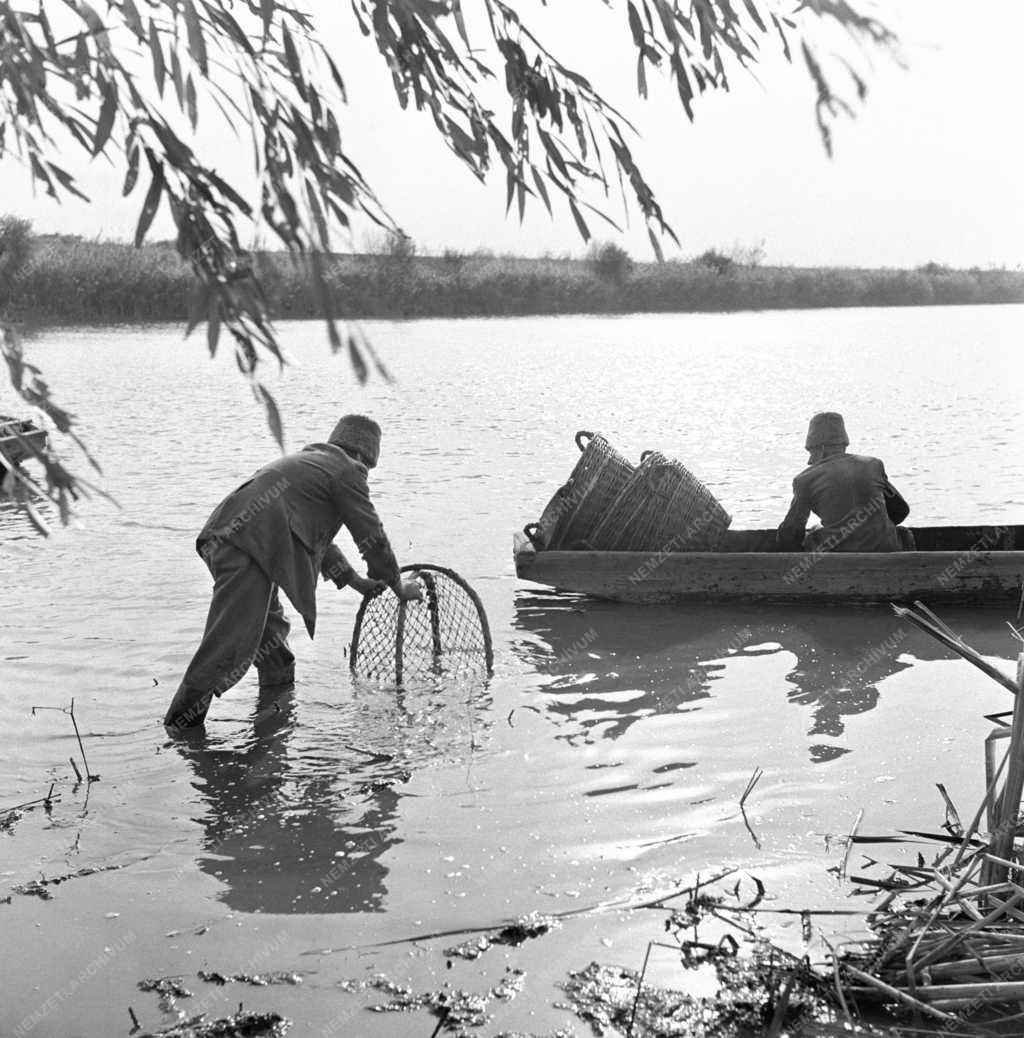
{"left": 134, "top": 159, "right": 165, "bottom": 247}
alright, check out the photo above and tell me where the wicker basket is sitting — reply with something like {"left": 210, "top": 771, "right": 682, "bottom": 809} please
{"left": 524, "top": 431, "right": 635, "bottom": 550}
{"left": 586, "top": 450, "right": 731, "bottom": 551}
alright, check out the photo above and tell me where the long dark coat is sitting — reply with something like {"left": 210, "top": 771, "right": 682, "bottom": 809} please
{"left": 778, "top": 452, "right": 909, "bottom": 552}
{"left": 197, "top": 442, "right": 400, "bottom": 636}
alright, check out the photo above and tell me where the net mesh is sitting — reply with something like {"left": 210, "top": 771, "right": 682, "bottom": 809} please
{"left": 350, "top": 565, "right": 493, "bottom": 684}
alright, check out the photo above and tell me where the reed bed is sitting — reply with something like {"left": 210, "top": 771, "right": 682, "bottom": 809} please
{"left": 835, "top": 612, "right": 1024, "bottom": 1035}
{"left": 840, "top": 841, "right": 1024, "bottom": 1032}
{"left": 3, "top": 237, "right": 1024, "bottom": 325}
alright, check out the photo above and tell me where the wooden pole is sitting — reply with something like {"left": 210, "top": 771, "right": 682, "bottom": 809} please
{"left": 394, "top": 600, "right": 407, "bottom": 686}
{"left": 988, "top": 653, "right": 1024, "bottom": 886}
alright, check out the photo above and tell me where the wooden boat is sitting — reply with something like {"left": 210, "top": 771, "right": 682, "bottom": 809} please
{"left": 513, "top": 525, "right": 1024, "bottom": 606}
{"left": 0, "top": 415, "right": 47, "bottom": 469}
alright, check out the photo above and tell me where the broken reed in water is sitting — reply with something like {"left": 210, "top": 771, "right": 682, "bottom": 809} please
{"left": 836, "top": 643, "right": 1024, "bottom": 1033}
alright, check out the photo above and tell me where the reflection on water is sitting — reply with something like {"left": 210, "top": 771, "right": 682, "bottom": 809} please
{"left": 2, "top": 312, "right": 1023, "bottom": 1034}
{"left": 172, "top": 678, "right": 492, "bottom": 914}
{"left": 511, "top": 591, "right": 1017, "bottom": 763}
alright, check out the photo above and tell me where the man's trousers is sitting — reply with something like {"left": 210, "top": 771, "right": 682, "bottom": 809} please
{"left": 164, "top": 540, "right": 296, "bottom": 728}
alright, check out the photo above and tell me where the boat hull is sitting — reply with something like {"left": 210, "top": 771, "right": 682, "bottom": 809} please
{"left": 0, "top": 417, "right": 47, "bottom": 467}
{"left": 513, "top": 530, "right": 1024, "bottom": 606}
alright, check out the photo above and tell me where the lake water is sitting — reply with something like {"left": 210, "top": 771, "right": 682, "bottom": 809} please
{"left": 1, "top": 305, "right": 1023, "bottom": 1036}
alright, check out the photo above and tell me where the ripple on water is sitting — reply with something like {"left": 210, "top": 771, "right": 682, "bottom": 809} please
{"left": 1, "top": 312, "right": 1021, "bottom": 1035}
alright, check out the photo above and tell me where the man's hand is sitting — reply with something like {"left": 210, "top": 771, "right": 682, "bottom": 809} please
{"left": 396, "top": 579, "right": 423, "bottom": 603}
{"left": 349, "top": 574, "right": 387, "bottom": 597}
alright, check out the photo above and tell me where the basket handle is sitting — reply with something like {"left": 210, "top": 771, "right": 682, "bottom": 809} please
{"left": 523, "top": 523, "right": 544, "bottom": 549}
{"left": 640, "top": 449, "right": 655, "bottom": 463}
{"left": 575, "top": 430, "right": 594, "bottom": 452}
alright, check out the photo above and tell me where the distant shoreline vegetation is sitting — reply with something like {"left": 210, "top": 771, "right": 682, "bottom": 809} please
{"left": 2, "top": 222, "right": 1023, "bottom": 326}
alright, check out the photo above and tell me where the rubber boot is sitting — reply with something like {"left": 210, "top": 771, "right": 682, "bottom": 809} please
{"left": 256, "top": 590, "right": 294, "bottom": 690}
{"left": 164, "top": 684, "right": 216, "bottom": 730}
{"left": 256, "top": 639, "right": 296, "bottom": 689}
{"left": 257, "top": 666, "right": 295, "bottom": 691}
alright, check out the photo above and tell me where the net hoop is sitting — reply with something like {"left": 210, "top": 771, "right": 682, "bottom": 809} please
{"left": 349, "top": 563, "right": 494, "bottom": 683}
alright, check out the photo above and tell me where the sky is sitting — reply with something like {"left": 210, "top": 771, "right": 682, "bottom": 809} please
{"left": 2, "top": 0, "right": 1022, "bottom": 268}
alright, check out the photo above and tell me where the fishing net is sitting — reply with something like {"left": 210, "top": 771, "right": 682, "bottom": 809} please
{"left": 350, "top": 564, "right": 494, "bottom": 684}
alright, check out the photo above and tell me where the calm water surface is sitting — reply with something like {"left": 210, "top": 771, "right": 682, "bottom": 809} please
{"left": 1, "top": 306, "right": 1022, "bottom": 1035}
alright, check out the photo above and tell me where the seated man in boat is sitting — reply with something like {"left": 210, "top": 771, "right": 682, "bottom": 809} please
{"left": 777, "top": 412, "right": 910, "bottom": 553}
{"left": 164, "top": 414, "right": 421, "bottom": 730}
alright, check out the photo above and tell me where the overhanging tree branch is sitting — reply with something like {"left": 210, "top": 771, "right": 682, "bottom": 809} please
{"left": 0, "top": 0, "right": 897, "bottom": 531}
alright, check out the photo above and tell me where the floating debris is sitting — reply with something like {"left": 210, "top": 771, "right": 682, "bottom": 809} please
{"left": 355, "top": 968, "right": 526, "bottom": 1036}
{"left": 166, "top": 925, "right": 211, "bottom": 938}
{"left": 138, "top": 1010, "right": 288, "bottom": 1037}
{"left": 491, "top": 1031, "right": 576, "bottom": 1038}
{"left": 495, "top": 915, "right": 560, "bottom": 946}
{"left": 445, "top": 914, "right": 559, "bottom": 961}
{"left": 559, "top": 950, "right": 830, "bottom": 1038}
{"left": 491, "top": 969, "right": 526, "bottom": 1002}
{"left": 343, "top": 744, "right": 396, "bottom": 762}
{"left": 305, "top": 869, "right": 739, "bottom": 956}
{"left": 444, "top": 936, "right": 491, "bottom": 962}
{"left": 0, "top": 809, "right": 23, "bottom": 833}
{"left": 15, "top": 879, "right": 53, "bottom": 900}
{"left": 139, "top": 977, "right": 193, "bottom": 1014}
{"left": 1, "top": 785, "right": 61, "bottom": 834}
{"left": 355, "top": 770, "right": 412, "bottom": 795}
{"left": 197, "top": 971, "right": 301, "bottom": 987}
{"left": 11, "top": 861, "right": 125, "bottom": 900}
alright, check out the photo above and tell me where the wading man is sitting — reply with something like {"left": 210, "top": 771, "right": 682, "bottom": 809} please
{"left": 164, "top": 414, "right": 420, "bottom": 729}
{"left": 777, "top": 412, "right": 910, "bottom": 553}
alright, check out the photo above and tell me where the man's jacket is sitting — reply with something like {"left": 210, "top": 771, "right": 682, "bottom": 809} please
{"left": 777, "top": 452, "right": 909, "bottom": 552}
{"left": 197, "top": 443, "right": 400, "bottom": 635}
